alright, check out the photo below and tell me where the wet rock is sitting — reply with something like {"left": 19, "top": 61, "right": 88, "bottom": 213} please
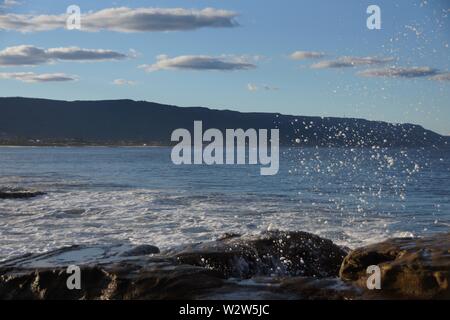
{"left": 120, "top": 245, "right": 160, "bottom": 257}
{"left": 0, "top": 188, "right": 45, "bottom": 199}
{"left": 169, "top": 231, "right": 347, "bottom": 279}
{"left": 197, "top": 277, "right": 298, "bottom": 300}
{"left": 340, "top": 233, "right": 450, "bottom": 299}
{"left": 0, "top": 244, "right": 225, "bottom": 300}
{"left": 278, "top": 277, "right": 362, "bottom": 300}
{"left": 197, "top": 276, "right": 363, "bottom": 300}
{"left": 0, "top": 266, "right": 111, "bottom": 300}
{"left": 0, "top": 232, "right": 349, "bottom": 300}
{"left": 0, "top": 263, "right": 227, "bottom": 300}
{"left": 4, "top": 231, "right": 447, "bottom": 300}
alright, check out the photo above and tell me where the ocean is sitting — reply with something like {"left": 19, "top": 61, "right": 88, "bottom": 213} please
{"left": 0, "top": 146, "right": 449, "bottom": 261}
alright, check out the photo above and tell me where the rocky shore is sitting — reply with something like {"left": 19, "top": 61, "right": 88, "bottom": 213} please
{"left": 0, "top": 231, "right": 448, "bottom": 300}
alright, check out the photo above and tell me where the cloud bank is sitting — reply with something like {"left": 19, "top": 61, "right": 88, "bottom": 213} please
{"left": 0, "top": 45, "right": 128, "bottom": 66}
{"left": 311, "top": 56, "right": 394, "bottom": 69}
{"left": 0, "top": 0, "right": 20, "bottom": 9}
{"left": 141, "top": 55, "right": 257, "bottom": 72}
{"left": 113, "top": 79, "right": 136, "bottom": 86}
{"left": 357, "top": 67, "right": 439, "bottom": 78}
{"left": 290, "top": 51, "right": 325, "bottom": 60}
{"left": 429, "top": 72, "right": 450, "bottom": 81}
{"left": 0, "top": 7, "right": 238, "bottom": 32}
{"left": 247, "top": 83, "right": 279, "bottom": 92}
{"left": 0, "top": 72, "right": 77, "bottom": 82}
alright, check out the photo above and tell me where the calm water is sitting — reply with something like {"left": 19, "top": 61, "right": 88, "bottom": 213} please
{"left": 0, "top": 146, "right": 449, "bottom": 260}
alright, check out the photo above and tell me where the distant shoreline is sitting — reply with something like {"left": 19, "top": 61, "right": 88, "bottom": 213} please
{"left": 0, "top": 142, "right": 449, "bottom": 149}
{"left": 0, "top": 144, "right": 167, "bottom": 148}
{"left": 0, "top": 141, "right": 168, "bottom": 148}
{"left": 0, "top": 143, "right": 448, "bottom": 149}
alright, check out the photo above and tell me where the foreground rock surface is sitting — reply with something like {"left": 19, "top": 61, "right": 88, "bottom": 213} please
{"left": 340, "top": 232, "right": 450, "bottom": 299}
{"left": 0, "top": 244, "right": 226, "bottom": 300}
{"left": 0, "top": 231, "right": 353, "bottom": 300}
{"left": 1, "top": 231, "right": 448, "bottom": 300}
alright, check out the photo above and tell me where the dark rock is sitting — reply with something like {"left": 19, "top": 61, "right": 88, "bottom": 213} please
{"left": 278, "top": 277, "right": 362, "bottom": 300}
{"left": 0, "top": 188, "right": 45, "bottom": 199}
{"left": 120, "top": 245, "right": 160, "bottom": 257}
{"left": 0, "top": 232, "right": 349, "bottom": 300}
{"left": 4, "top": 231, "right": 447, "bottom": 300}
{"left": 340, "top": 233, "right": 450, "bottom": 299}
{"left": 0, "top": 266, "right": 111, "bottom": 300}
{"left": 0, "top": 244, "right": 225, "bottom": 300}
{"left": 169, "top": 231, "right": 347, "bottom": 279}
{"left": 0, "top": 263, "right": 227, "bottom": 300}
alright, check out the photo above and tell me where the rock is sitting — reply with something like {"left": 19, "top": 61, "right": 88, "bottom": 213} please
{"left": 0, "top": 231, "right": 349, "bottom": 300}
{"left": 169, "top": 231, "right": 347, "bottom": 279}
{"left": 0, "top": 244, "right": 225, "bottom": 300}
{"left": 0, "top": 188, "right": 45, "bottom": 199}
{"left": 119, "top": 245, "right": 160, "bottom": 257}
{"left": 339, "top": 233, "right": 450, "bottom": 299}
{"left": 0, "top": 263, "right": 227, "bottom": 300}
{"left": 5, "top": 231, "right": 447, "bottom": 300}
{"left": 278, "top": 277, "right": 362, "bottom": 300}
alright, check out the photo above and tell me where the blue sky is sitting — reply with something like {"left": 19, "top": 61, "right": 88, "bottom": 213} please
{"left": 0, "top": 0, "right": 449, "bottom": 134}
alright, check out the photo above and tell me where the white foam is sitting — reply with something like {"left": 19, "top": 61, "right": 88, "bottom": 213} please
{"left": 0, "top": 188, "right": 425, "bottom": 261}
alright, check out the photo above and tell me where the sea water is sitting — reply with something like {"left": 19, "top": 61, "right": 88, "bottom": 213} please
{"left": 0, "top": 146, "right": 449, "bottom": 261}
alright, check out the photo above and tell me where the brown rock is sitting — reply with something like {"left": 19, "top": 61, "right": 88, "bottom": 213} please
{"left": 339, "top": 233, "right": 450, "bottom": 299}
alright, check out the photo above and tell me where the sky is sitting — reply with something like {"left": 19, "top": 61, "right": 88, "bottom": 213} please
{"left": 0, "top": 0, "right": 449, "bottom": 134}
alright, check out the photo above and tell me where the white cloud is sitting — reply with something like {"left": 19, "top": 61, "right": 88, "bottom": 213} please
{"left": 247, "top": 83, "right": 258, "bottom": 91}
{"left": 0, "top": 45, "right": 128, "bottom": 66}
{"left": 311, "top": 56, "right": 394, "bottom": 69}
{"left": 0, "top": 7, "right": 238, "bottom": 32}
{"left": 113, "top": 79, "right": 136, "bottom": 86}
{"left": 0, "top": 72, "right": 77, "bottom": 82}
{"left": 1, "top": 0, "right": 21, "bottom": 9}
{"left": 290, "top": 51, "right": 325, "bottom": 60}
{"left": 140, "top": 55, "right": 257, "bottom": 72}
{"left": 247, "top": 83, "right": 279, "bottom": 92}
{"left": 429, "top": 72, "right": 450, "bottom": 81}
{"left": 358, "top": 66, "right": 439, "bottom": 78}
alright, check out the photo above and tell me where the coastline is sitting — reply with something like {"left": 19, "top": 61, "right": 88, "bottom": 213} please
{"left": 0, "top": 142, "right": 168, "bottom": 148}
{"left": 1, "top": 143, "right": 449, "bottom": 150}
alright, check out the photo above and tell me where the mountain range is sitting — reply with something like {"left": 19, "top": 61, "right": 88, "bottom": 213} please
{"left": 0, "top": 97, "right": 448, "bottom": 148}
